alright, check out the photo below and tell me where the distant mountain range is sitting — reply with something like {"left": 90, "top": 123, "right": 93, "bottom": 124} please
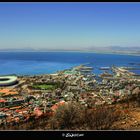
{"left": 0, "top": 46, "right": 140, "bottom": 55}
{"left": 84, "top": 46, "right": 140, "bottom": 55}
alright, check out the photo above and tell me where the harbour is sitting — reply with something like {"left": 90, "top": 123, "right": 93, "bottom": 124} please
{"left": 0, "top": 62, "right": 140, "bottom": 129}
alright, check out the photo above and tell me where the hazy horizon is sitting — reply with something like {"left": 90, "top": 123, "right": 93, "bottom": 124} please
{"left": 0, "top": 2, "right": 140, "bottom": 50}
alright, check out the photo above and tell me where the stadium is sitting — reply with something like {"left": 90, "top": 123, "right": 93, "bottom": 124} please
{"left": 0, "top": 75, "right": 18, "bottom": 86}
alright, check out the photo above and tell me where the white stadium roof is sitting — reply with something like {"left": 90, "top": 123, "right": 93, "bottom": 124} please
{"left": 0, "top": 76, "right": 17, "bottom": 86}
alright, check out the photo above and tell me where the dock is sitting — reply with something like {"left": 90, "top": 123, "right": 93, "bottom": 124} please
{"left": 122, "top": 67, "right": 140, "bottom": 70}
{"left": 99, "top": 67, "right": 110, "bottom": 70}
{"left": 111, "top": 66, "right": 135, "bottom": 77}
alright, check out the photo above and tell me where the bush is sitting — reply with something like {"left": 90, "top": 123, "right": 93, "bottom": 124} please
{"left": 84, "top": 105, "right": 120, "bottom": 130}
{"left": 48, "top": 102, "right": 121, "bottom": 130}
{"left": 49, "top": 101, "right": 85, "bottom": 130}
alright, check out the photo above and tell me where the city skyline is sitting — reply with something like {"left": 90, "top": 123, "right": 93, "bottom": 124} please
{"left": 0, "top": 2, "right": 140, "bottom": 50}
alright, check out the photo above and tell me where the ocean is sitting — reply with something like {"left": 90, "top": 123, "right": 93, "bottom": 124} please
{"left": 0, "top": 52, "right": 140, "bottom": 75}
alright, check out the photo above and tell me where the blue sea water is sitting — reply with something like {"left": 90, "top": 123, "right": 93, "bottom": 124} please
{"left": 0, "top": 52, "right": 140, "bottom": 75}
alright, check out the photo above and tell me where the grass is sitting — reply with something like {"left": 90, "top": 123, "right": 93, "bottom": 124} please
{"left": 0, "top": 92, "right": 4, "bottom": 96}
{"left": 32, "top": 84, "right": 57, "bottom": 90}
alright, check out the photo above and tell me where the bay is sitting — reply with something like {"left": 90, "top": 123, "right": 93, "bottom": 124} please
{"left": 0, "top": 52, "right": 140, "bottom": 75}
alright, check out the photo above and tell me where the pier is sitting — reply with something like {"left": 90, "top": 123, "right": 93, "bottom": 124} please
{"left": 99, "top": 67, "right": 110, "bottom": 70}
{"left": 112, "top": 66, "right": 135, "bottom": 77}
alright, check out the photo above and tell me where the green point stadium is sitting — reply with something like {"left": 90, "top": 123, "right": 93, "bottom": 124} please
{"left": 0, "top": 75, "right": 18, "bottom": 86}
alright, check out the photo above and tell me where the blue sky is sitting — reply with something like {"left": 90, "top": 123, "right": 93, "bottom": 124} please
{"left": 0, "top": 2, "right": 140, "bottom": 50}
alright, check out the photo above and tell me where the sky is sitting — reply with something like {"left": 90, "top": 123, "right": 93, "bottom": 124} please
{"left": 0, "top": 2, "right": 140, "bottom": 50}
